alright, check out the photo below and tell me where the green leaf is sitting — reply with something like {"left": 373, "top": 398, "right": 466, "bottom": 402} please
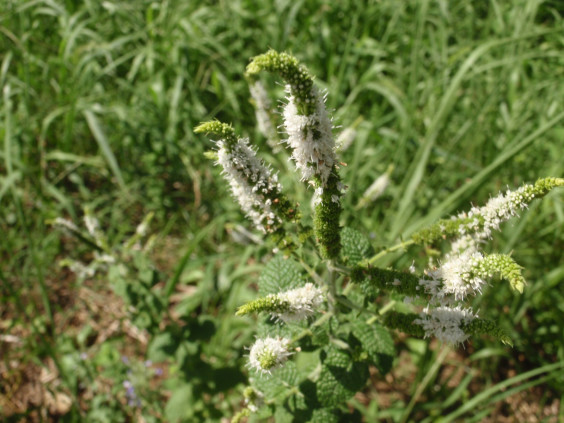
{"left": 273, "top": 406, "right": 293, "bottom": 423}
{"left": 317, "top": 346, "right": 369, "bottom": 407}
{"left": 258, "top": 255, "right": 304, "bottom": 296}
{"left": 309, "top": 408, "right": 339, "bottom": 423}
{"left": 251, "top": 361, "right": 299, "bottom": 402}
{"left": 165, "top": 384, "right": 194, "bottom": 422}
{"left": 83, "top": 110, "right": 126, "bottom": 189}
{"left": 147, "top": 332, "right": 179, "bottom": 362}
{"left": 340, "top": 227, "right": 374, "bottom": 265}
{"left": 351, "top": 320, "right": 395, "bottom": 375}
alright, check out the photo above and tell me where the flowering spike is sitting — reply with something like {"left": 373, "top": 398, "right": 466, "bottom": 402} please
{"left": 196, "top": 120, "right": 298, "bottom": 234}
{"left": 236, "top": 283, "right": 324, "bottom": 322}
{"left": 412, "top": 177, "right": 564, "bottom": 245}
{"left": 247, "top": 50, "right": 344, "bottom": 259}
{"left": 248, "top": 337, "right": 292, "bottom": 374}
{"left": 414, "top": 305, "right": 477, "bottom": 346}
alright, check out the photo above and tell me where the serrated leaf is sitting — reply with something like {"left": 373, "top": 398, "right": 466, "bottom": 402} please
{"left": 259, "top": 255, "right": 304, "bottom": 296}
{"left": 351, "top": 320, "right": 395, "bottom": 375}
{"left": 309, "top": 408, "right": 339, "bottom": 423}
{"left": 251, "top": 361, "right": 299, "bottom": 402}
{"left": 317, "top": 347, "right": 369, "bottom": 407}
{"left": 340, "top": 227, "right": 374, "bottom": 265}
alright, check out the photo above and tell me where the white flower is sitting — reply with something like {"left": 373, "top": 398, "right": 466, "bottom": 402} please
{"left": 357, "top": 171, "right": 391, "bottom": 208}
{"left": 84, "top": 214, "right": 100, "bottom": 238}
{"left": 312, "top": 187, "right": 324, "bottom": 207}
{"left": 135, "top": 221, "right": 148, "bottom": 236}
{"left": 248, "top": 337, "right": 292, "bottom": 374}
{"left": 336, "top": 127, "right": 356, "bottom": 152}
{"left": 460, "top": 184, "right": 534, "bottom": 239}
{"left": 419, "top": 239, "right": 487, "bottom": 303}
{"left": 217, "top": 138, "right": 282, "bottom": 233}
{"left": 282, "top": 85, "right": 336, "bottom": 188}
{"left": 273, "top": 283, "right": 324, "bottom": 322}
{"left": 414, "top": 305, "right": 477, "bottom": 346}
{"left": 94, "top": 252, "right": 116, "bottom": 264}
{"left": 53, "top": 217, "right": 79, "bottom": 233}
{"left": 68, "top": 261, "right": 96, "bottom": 279}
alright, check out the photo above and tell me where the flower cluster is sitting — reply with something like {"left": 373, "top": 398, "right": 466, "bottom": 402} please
{"left": 410, "top": 180, "right": 564, "bottom": 345}
{"left": 123, "top": 380, "right": 141, "bottom": 408}
{"left": 414, "top": 305, "right": 477, "bottom": 345}
{"left": 412, "top": 178, "right": 564, "bottom": 245}
{"left": 248, "top": 337, "right": 292, "bottom": 374}
{"left": 217, "top": 138, "right": 283, "bottom": 233}
{"left": 459, "top": 184, "right": 536, "bottom": 239}
{"left": 195, "top": 121, "right": 297, "bottom": 235}
{"left": 246, "top": 50, "right": 344, "bottom": 258}
{"left": 283, "top": 86, "right": 336, "bottom": 189}
{"left": 236, "top": 283, "right": 325, "bottom": 322}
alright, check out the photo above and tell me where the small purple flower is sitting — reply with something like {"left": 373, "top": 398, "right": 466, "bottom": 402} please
{"left": 144, "top": 360, "right": 152, "bottom": 367}
{"left": 123, "top": 380, "right": 141, "bottom": 408}
{"left": 121, "top": 356, "right": 130, "bottom": 365}
{"left": 80, "top": 352, "right": 88, "bottom": 361}
{"left": 154, "top": 368, "right": 163, "bottom": 376}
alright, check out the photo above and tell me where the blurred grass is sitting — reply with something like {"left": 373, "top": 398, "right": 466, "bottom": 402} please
{"left": 1, "top": 0, "right": 564, "bottom": 421}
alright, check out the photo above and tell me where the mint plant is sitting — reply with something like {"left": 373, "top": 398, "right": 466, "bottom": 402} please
{"left": 196, "top": 50, "right": 564, "bottom": 422}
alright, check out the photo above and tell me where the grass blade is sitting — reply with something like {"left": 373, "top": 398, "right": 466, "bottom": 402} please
{"left": 83, "top": 109, "right": 126, "bottom": 189}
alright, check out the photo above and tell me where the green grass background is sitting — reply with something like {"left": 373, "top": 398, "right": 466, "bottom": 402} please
{"left": 1, "top": 0, "right": 564, "bottom": 421}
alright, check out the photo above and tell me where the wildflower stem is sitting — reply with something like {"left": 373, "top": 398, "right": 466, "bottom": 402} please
{"left": 365, "top": 239, "right": 415, "bottom": 265}
{"left": 326, "top": 260, "right": 337, "bottom": 314}
{"left": 290, "top": 311, "right": 334, "bottom": 345}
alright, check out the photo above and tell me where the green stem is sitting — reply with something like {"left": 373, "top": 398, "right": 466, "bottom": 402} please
{"left": 326, "top": 260, "right": 337, "bottom": 314}
{"left": 365, "top": 239, "right": 415, "bottom": 265}
{"left": 290, "top": 311, "right": 334, "bottom": 345}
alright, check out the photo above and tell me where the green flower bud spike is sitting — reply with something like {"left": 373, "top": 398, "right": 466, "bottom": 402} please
{"left": 246, "top": 50, "right": 315, "bottom": 115}
{"left": 462, "top": 318, "right": 513, "bottom": 346}
{"left": 195, "top": 120, "right": 237, "bottom": 145}
{"left": 236, "top": 295, "right": 290, "bottom": 317}
{"left": 471, "top": 253, "right": 526, "bottom": 293}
